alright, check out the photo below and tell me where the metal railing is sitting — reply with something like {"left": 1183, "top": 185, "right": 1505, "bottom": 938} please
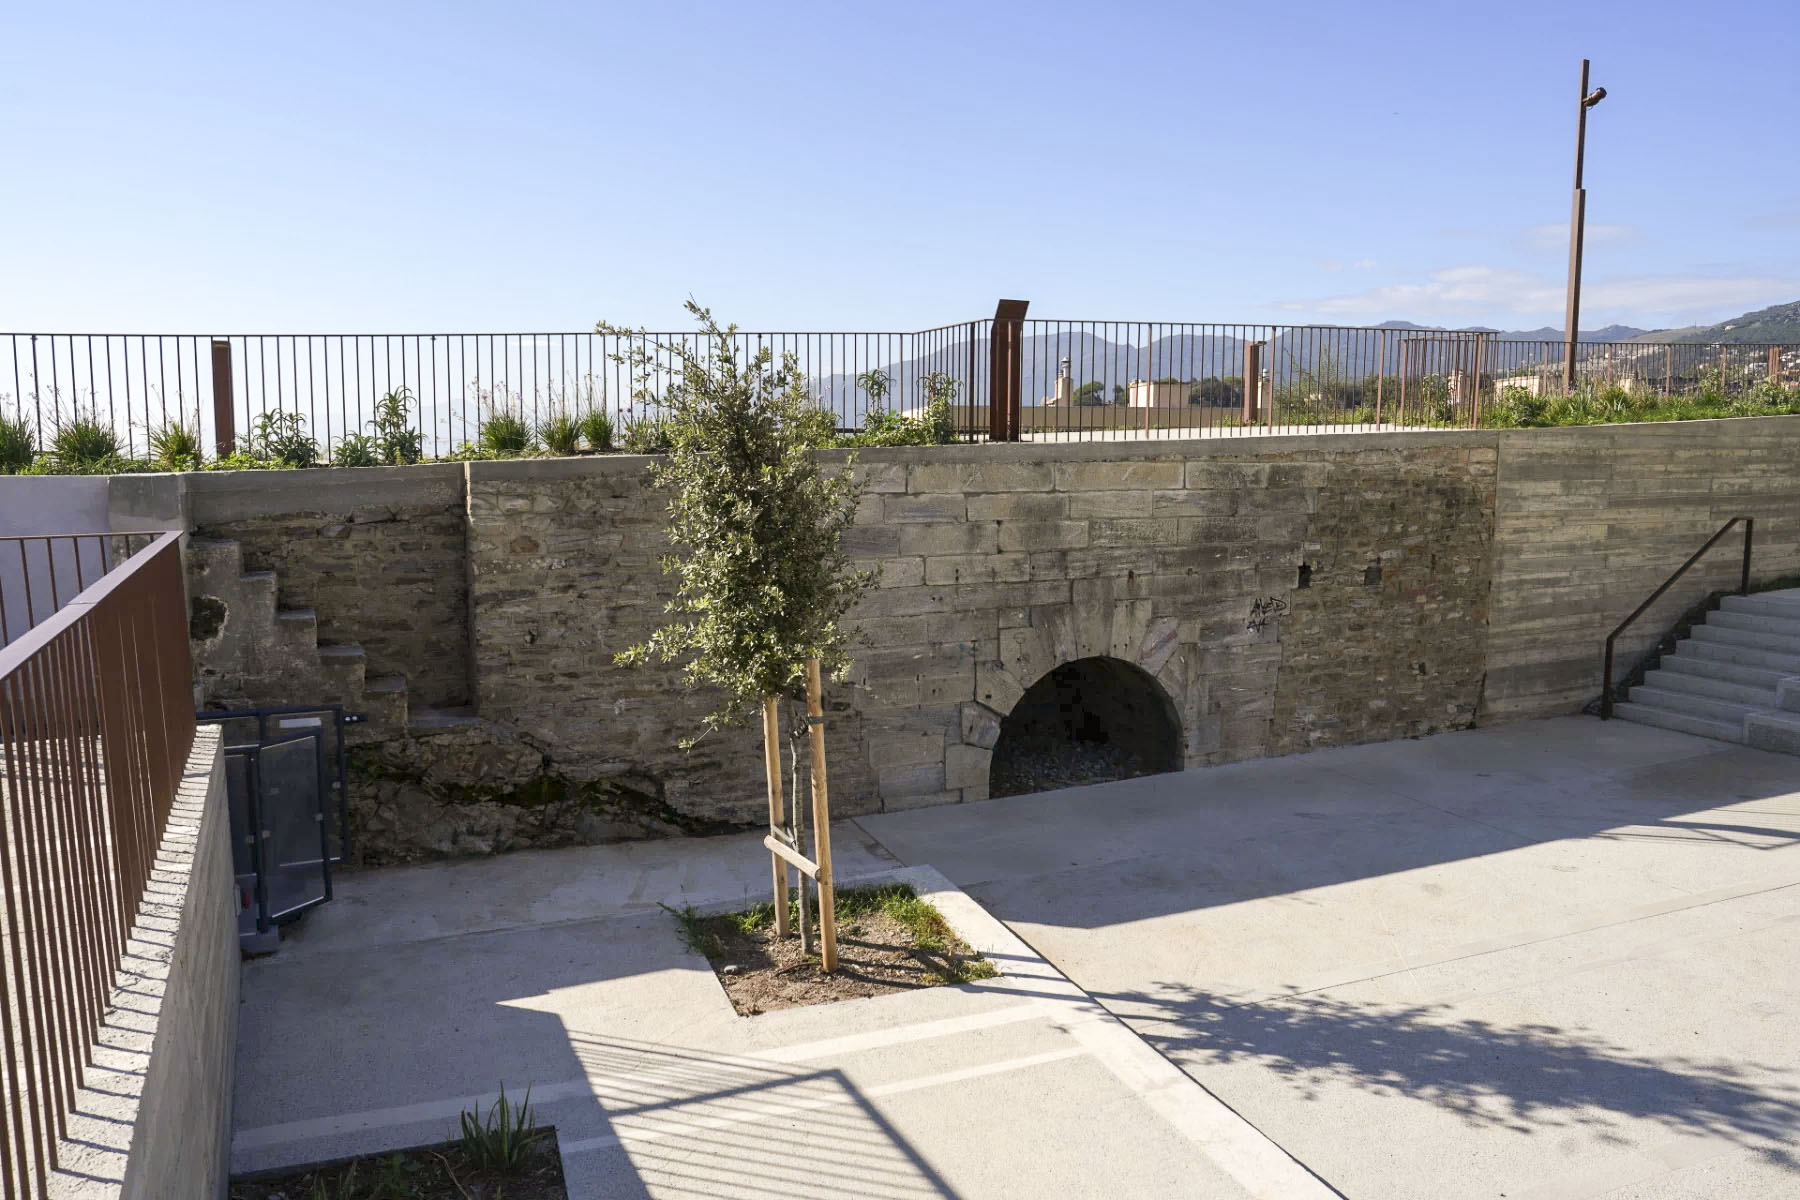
{"left": 1598, "top": 517, "right": 1754, "bottom": 719}
{"left": 0, "top": 530, "right": 194, "bottom": 1198}
{"left": 3, "top": 316, "right": 1796, "bottom": 457}
{"left": 1, "top": 534, "right": 161, "bottom": 651}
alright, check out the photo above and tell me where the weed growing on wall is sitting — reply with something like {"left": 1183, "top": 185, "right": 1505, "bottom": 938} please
{"left": 604, "top": 301, "right": 874, "bottom": 745}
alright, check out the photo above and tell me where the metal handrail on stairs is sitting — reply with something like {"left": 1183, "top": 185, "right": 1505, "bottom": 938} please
{"left": 1599, "top": 516, "right": 1754, "bottom": 719}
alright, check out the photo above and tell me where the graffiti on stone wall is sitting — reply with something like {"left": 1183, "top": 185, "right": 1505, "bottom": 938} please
{"left": 1245, "top": 596, "right": 1289, "bottom": 633}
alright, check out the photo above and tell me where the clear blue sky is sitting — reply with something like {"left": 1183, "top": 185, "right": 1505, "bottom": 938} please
{"left": 3, "top": 0, "right": 1796, "bottom": 334}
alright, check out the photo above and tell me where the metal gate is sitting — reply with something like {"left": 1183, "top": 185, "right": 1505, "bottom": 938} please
{"left": 199, "top": 705, "right": 359, "bottom": 952}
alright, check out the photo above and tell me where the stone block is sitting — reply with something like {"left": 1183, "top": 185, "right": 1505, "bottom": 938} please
{"left": 925, "top": 553, "right": 1030, "bottom": 585}
{"left": 1056, "top": 460, "right": 1184, "bottom": 492}
{"left": 997, "top": 521, "right": 1090, "bottom": 553}
{"left": 959, "top": 701, "right": 1002, "bottom": 748}
{"left": 884, "top": 493, "right": 967, "bottom": 523}
{"left": 967, "top": 492, "right": 1068, "bottom": 521}
{"left": 909, "top": 461, "right": 1053, "bottom": 494}
{"left": 1066, "top": 490, "right": 1154, "bottom": 519}
{"left": 898, "top": 522, "right": 999, "bottom": 557}
{"left": 945, "top": 743, "right": 992, "bottom": 790}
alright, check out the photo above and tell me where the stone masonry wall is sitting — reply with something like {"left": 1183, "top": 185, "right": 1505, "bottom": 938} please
{"left": 145, "top": 416, "right": 1800, "bottom": 861}
{"left": 186, "top": 465, "right": 472, "bottom": 708}
{"left": 465, "top": 435, "right": 1498, "bottom": 824}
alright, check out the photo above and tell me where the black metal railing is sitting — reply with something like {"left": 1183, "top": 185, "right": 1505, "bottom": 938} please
{"left": 1598, "top": 517, "right": 1754, "bottom": 719}
{"left": 3, "top": 317, "right": 1796, "bottom": 458}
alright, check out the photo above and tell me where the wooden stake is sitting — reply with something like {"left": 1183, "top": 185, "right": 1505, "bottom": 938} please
{"left": 761, "top": 696, "right": 789, "bottom": 939}
{"left": 806, "top": 659, "right": 838, "bottom": 972}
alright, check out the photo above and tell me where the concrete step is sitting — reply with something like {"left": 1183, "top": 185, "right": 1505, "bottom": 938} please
{"left": 1709, "top": 608, "right": 1800, "bottom": 640}
{"left": 1674, "top": 638, "right": 1800, "bottom": 675}
{"left": 184, "top": 538, "right": 243, "bottom": 575}
{"left": 408, "top": 705, "right": 481, "bottom": 736}
{"left": 1610, "top": 702, "right": 1744, "bottom": 744}
{"left": 1688, "top": 623, "right": 1800, "bottom": 657}
{"left": 1659, "top": 654, "right": 1794, "bottom": 691}
{"left": 1627, "top": 685, "right": 1763, "bottom": 726}
{"left": 1746, "top": 709, "right": 1800, "bottom": 755}
{"left": 1637, "top": 666, "right": 1777, "bottom": 708}
{"left": 315, "top": 643, "right": 367, "bottom": 703}
{"left": 1721, "top": 591, "right": 1800, "bottom": 620}
{"left": 359, "top": 674, "right": 409, "bottom": 737}
{"left": 274, "top": 608, "right": 318, "bottom": 656}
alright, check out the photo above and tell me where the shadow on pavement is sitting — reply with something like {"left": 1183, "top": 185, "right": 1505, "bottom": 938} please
{"left": 1097, "top": 982, "right": 1800, "bottom": 1168}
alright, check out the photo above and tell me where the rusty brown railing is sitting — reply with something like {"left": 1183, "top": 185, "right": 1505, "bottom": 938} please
{"left": 0, "top": 529, "right": 194, "bottom": 1198}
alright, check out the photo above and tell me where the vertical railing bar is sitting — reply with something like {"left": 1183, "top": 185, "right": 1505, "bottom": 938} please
{"left": 0, "top": 676, "right": 44, "bottom": 1195}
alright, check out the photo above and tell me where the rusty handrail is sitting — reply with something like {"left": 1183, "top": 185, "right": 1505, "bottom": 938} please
{"left": 0, "top": 529, "right": 194, "bottom": 1197}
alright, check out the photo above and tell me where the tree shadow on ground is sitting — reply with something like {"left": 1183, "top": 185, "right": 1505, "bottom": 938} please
{"left": 1096, "top": 982, "right": 1800, "bottom": 1167}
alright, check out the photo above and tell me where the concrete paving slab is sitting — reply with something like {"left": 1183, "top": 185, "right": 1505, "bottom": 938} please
{"left": 234, "top": 863, "right": 1328, "bottom": 1199}
{"left": 856, "top": 716, "right": 1800, "bottom": 1198}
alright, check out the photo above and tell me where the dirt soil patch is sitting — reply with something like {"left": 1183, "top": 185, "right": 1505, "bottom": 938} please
{"left": 230, "top": 1132, "right": 565, "bottom": 1200}
{"left": 673, "top": 883, "right": 998, "bottom": 1016}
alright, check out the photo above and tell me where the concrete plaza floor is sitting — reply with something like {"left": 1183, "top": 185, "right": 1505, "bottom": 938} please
{"left": 233, "top": 716, "right": 1800, "bottom": 1198}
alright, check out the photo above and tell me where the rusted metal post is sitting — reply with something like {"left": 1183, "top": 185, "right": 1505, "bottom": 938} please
{"left": 209, "top": 339, "right": 235, "bottom": 457}
{"left": 1770, "top": 346, "right": 1783, "bottom": 389}
{"left": 1241, "top": 341, "right": 1262, "bottom": 424}
{"left": 987, "top": 300, "right": 1028, "bottom": 442}
{"left": 1375, "top": 330, "right": 1386, "bottom": 423}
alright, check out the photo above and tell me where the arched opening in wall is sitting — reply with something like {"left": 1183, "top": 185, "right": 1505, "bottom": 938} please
{"left": 988, "top": 656, "right": 1182, "bottom": 798}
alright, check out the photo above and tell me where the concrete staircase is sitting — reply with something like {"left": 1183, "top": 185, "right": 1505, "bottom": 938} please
{"left": 1613, "top": 588, "right": 1800, "bottom": 755}
{"left": 185, "top": 538, "right": 474, "bottom": 738}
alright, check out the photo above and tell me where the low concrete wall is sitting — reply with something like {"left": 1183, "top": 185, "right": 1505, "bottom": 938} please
{"left": 52, "top": 726, "right": 237, "bottom": 1199}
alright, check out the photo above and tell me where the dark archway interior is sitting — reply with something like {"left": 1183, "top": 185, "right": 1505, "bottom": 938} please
{"left": 988, "top": 656, "right": 1183, "bottom": 798}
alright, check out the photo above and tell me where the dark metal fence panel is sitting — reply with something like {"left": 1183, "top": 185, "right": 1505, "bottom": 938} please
{"left": 0, "top": 534, "right": 160, "bottom": 651}
{"left": 0, "top": 530, "right": 194, "bottom": 1199}
{"left": 3, "top": 326, "right": 1796, "bottom": 456}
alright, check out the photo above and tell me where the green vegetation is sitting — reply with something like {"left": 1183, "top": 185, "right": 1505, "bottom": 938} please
{"left": 666, "top": 883, "right": 999, "bottom": 986}
{"left": 369, "top": 388, "right": 424, "bottom": 465}
{"left": 846, "top": 369, "right": 959, "bottom": 446}
{"left": 539, "top": 412, "right": 581, "bottom": 456}
{"left": 52, "top": 411, "right": 124, "bottom": 466}
{"left": 0, "top": 411, "right": 35, "bottom": 473}
{"left": 579, "top": 407, "right": 613, "bottom": 451}
{"left": 332, "top": 433, "right": 379, "bottom": 467}
{"left": 607, "top": 301, "right": 873, "bottom": 746}
{"left": 478, "top": 408, "right": 533, "bottom": 455}
{"left": 1482, "top": 379, "right": 1800, "bottom": 429}
{"left": 247, "top": 410, "right": 321, "bottom": 468}
{"left": 147, "top": 420, "right": 202, "bottom": 471}
{"left": 620, "top": 413, "right": 675, "bottom": 453}
{"left": 458, "top": 1084, "right": 547, "bottom": 1174}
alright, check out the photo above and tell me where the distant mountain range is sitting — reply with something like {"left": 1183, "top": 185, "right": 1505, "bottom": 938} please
{"left": 1630, "top": 300, "right": 1800, "bottom": 345}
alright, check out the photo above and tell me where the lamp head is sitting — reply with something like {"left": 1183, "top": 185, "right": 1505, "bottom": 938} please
{"left": 1582, "top": 86, "right": 1607, "bottom": 108}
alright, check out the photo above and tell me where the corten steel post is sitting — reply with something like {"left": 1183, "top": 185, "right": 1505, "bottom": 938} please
{"left": 1562, "top": 60, "right": 1607, "bottom": 392}
{"left": 987, "top": 300, "right": 1028, "bottom": 441}
{"left": 209, "top": 339, "right": 235, "bottom": 457}
{"left": 1241, "top": 341, "right": 1263, "bottom": 424}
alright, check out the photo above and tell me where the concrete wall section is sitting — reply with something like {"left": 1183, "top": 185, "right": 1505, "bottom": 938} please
{"left": 185, "top": 465, "right": 473, "bottom": 707}
{"left": 1482, "top": 417, "right": 1800, "bottom": 723}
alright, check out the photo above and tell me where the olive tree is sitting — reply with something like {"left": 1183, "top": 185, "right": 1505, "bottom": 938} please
{"left": 603, "top": 302, "right": 873, "bottom": 965}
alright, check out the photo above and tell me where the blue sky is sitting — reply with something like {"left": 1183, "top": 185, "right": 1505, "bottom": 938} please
{"left": 3, "top": 0, "right": 1796, "bottom": 334}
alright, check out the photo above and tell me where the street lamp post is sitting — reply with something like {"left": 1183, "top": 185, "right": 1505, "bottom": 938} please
{"left": 1562, "top": 59, "right": 1607, "bottom": 392}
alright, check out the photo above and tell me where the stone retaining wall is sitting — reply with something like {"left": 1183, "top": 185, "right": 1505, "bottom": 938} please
{"left": 106, "top": 417, "right": 1800, "bottom": 861}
